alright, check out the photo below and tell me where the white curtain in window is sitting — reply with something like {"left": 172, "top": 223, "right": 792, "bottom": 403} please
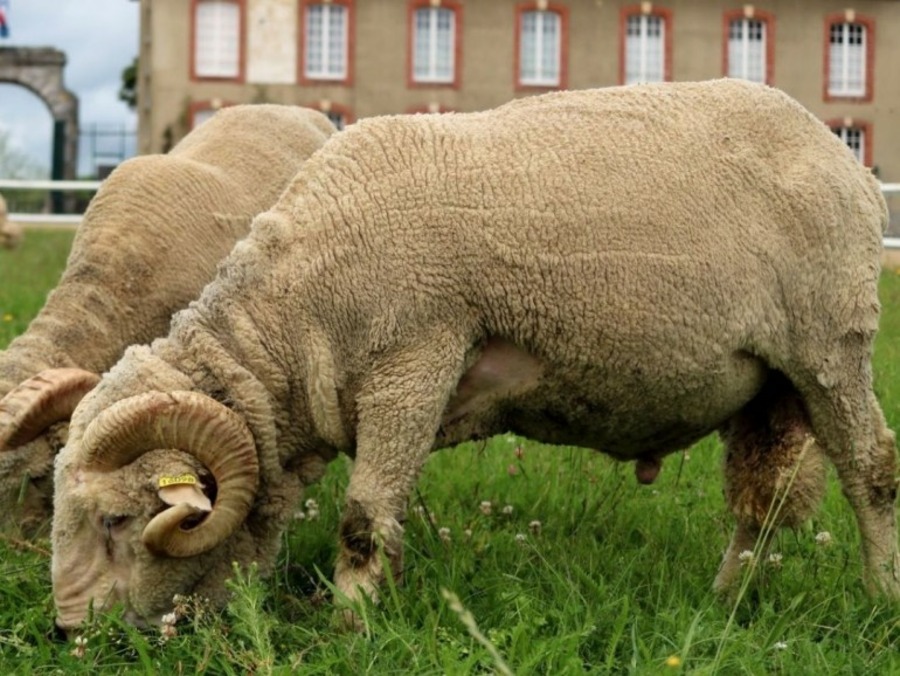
{"left": 414, "top": 7, "right": 455, "bottom": 83}
{"left": 195, "top": 1, "right": 240, "bottom": 78}
{"left": 306, "top": 4, "right": 348, "bottom": 79}
{"left": 625, "top": 14, "right": 664, "bottom": 84}
{"left": 520, "top": 11, "right": 560, "bottom": 86}
{"left": 835, "top": 126, "right": 864, "bottom": 163}
{"left": 829, "top": 23, "right": 865, "bottom": 96}
{"left": 193, "top": 109, "right": 217, "bottom": 130}
{"left": 728, "top": 18, "right": 765, "bottom": 83}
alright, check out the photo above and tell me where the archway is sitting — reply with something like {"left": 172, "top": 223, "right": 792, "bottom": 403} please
{"left": 0, "top": 47, "right": 79, "bottom": 194}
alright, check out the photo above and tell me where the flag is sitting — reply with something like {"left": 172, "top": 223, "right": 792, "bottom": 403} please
{"left": 0, "top": 0, "right": 9, "bottom": 39}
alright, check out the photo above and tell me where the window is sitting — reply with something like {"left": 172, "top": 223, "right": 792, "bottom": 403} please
{"left": 726, "top": 17, "right": 767, "bottom": 83}
{"left": 190, "top": 101, "right": 232, "bottom": 130}
{"left": 411, "top": 2, "right": 459, "bottom": 85}
{"left": 192, "top": 0, "right": 243, "bottom": 80}
{"left": 301, "top": 1, "right": 352, "bottom": 82}
{"left": 306, "top": 102, "right": 353, "bottom": 130}
{"left": 621, "top": 6, "right": 672, "bottom": 85}
{"left": 824, "top": 13, "right": 874, "bottom": 101}
{"left": 828, "top": 120, "right": 872, "bottom": 165}
{"left": 192, "top": 108, "right": 217, "bottom": 129}
{"left": 326, "top": 110, "right": 347, "bottom": 130}
{"left": 516, "top": 4, "right": 568, "bottom": 89}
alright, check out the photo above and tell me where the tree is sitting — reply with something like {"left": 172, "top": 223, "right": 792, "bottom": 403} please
{"left": 119, "top": 57, "right": 138, "bottom": 111}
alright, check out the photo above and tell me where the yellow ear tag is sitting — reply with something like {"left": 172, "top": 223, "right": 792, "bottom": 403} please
{"left": 157, "top": 474, "right": 212, "bottom": 512}
{"left": 158, "top": 474, "right": 199, "bottom": 488}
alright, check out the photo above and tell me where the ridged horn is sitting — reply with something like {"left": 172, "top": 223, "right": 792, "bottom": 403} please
{"left": 0, "top": 368, "right": 100, "bottom": 451}
{"left": 79, "top": 390, "right": 259, "bottom": 558}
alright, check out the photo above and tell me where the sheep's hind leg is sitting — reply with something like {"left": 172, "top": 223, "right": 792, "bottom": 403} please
{"left": 715, "top": 375, "right": 827, "bottom": 595}
{"left": 788, "top": 343, "right": 900, "bottom": 601}
{"left": 334, "top": 331, "right": 468, "bottom": 623}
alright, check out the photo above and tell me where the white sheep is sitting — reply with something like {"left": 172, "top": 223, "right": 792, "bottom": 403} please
{"left": 51, "top": 80, "right": 898, "bottom": 631}
{"left": 0, "top": 105, "right": 334, "bottom": 533}
{"left": 0, "top": 193, "right": 24, "bottom": 250}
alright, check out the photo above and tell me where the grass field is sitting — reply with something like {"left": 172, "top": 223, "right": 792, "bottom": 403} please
{"left": 1, "top": 230, "right": 899, "bottom": 674}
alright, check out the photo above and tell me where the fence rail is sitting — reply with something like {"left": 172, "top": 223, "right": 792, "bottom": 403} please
{"left": 4, "top": 179, "right": 900, "bottom": 246}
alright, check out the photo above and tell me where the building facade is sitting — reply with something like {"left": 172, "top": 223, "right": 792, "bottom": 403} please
{"left": 136, "top": 0, "right": 899, "bottom": 211}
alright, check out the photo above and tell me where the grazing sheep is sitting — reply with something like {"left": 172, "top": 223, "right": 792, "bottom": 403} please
{"left": 0, "top": 105, "right": 334, "bottom": 533}
{"left": 51, "top": 80, "right": 898, "bottom": 631}
{"left": 0, "top": 193, "right": 24, "bottom": 249}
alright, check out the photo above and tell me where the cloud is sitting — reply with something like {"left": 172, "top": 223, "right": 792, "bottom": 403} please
{"left": 0, "top": 0, "right": 138, "bottom": 174}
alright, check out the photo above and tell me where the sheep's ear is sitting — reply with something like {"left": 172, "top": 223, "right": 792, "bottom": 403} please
{"left": 157, "top": 474, "right": 212, "bottom": 512}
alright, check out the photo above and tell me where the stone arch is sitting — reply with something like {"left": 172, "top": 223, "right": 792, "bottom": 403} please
{"left": 0, "top": 47, "right": 79, "bottom": 182}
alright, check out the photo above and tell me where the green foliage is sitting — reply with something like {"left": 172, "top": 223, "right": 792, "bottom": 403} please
{"left": 119, "top": 57, "right": 138, "bottom": 111}
{"left": 1, "top": 232, "right": 899, "bottom": 673}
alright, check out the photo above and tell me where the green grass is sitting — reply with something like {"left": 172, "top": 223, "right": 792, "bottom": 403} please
{"left": 2, "top": 231, "right": 900, "bottom": 674}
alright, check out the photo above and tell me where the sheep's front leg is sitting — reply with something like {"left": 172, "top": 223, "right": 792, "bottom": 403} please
{"left": 334, "top": 332, "right": 467, "bottom": 618}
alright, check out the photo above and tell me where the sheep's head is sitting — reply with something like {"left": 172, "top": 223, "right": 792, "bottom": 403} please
{"left": 0, "top": 369, "right": 100, "bottom": 534}
{"left": 52, "top": 390, "right": 262, "bottom": 631}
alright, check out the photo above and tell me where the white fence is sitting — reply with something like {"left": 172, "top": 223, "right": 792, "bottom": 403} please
{"left": 4, "top": 179, "right": 900, "bottom": 248}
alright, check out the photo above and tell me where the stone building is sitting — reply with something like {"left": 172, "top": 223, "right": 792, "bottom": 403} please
{"left": 135, "top": 0, "right": 899, "bottom": 224}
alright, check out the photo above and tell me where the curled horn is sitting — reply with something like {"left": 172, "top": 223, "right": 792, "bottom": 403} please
{"left": 80, "top": 390, "right": 259, "bottom": 558}
{"left": 0, "top": 368, "right": 100, "bottom": 451}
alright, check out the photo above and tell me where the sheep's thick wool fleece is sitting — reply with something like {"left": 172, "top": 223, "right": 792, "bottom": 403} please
{"left": 143, "top": 79, "right": 886, "bottom": 466}
{"left": 0, "top": 105, "right": 333, "bottom": 398}
{"left": 0, "top": 106, "right": 333, "bottom": 518}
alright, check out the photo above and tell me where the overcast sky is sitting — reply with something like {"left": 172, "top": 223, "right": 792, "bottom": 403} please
{"left": 0, "top": 0, "right": 138, "bottom": 176}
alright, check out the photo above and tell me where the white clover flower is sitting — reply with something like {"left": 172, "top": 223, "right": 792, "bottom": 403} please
{"left": 304, "top": 498, "right": 319, "bottom": 510}
{"left": 160, "top": 623, "right": 178, "bottom": 640}
{"left": 463, "top": 528, "right": 473, "bottom": 540}
{"left": 161, "top": 612, "right": 177, "bottom": 626}
{"left": 70, "top": 636, "right": 87, "bottom": 659}
{"left": 438, "top": 527, "right": 451, "bottom": 543}
{"left": 479, "top": 500, "right": 492, "bottom": 516}
{"left": 815, "top": 531, "right": 833, "bottom": 546}
{"left": 738, "top": 549, "right": 754, "bottom": 567}
{"left": 767, "top": 553, "right": 783, "bottom": 569}
{"left": 412, "top": 504, "right": 426, "bottom": 517}
{"left": 773, "top": 641, "right": 788, "bottom": 650}
{"left": 306, "top": 508, "right": 320, "bottom": 521}
{"left": 502, "top": 504, "right": 514, "bottom": 515}
{"left": 293, "top": 510, "right": 307, "bottom": 521}
{"left": 529, "top": 520, "right": 542, "bottom": 535}
{"left": 515, "top": 533, "right": 527, "bottom": 545}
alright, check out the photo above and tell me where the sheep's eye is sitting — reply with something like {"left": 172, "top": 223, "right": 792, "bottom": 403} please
{"left": 101, "top": 515, "right": 129, "bottom": 536}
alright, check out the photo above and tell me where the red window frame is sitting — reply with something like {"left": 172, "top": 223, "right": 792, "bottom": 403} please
{"left": 407, "top": 0, "right": 463, "bottom": 89}
{"left": 514, "top": 2, "right": 569, "bottom": 91}
{"left": 298, "top": 0, "right": 355, "bottom": 86}
{"left": 305, "top": 101, "right": 355, "bottom": 130}
{"left": 823, "top": 12, "right": 875, "bottom": 103}
{"left": 722, "top": 8, "right": 775, "bottom": 85}
{"left": 190, "top": 0, "right": 246, "bottom": 83}
{"left": 188, "top": 99, "right": 235, "bottom": 129}
{"left": 618, "top": 4, "right": 673, "bottom": 85}
{"left": 825, "top": 118, "right": 873, "bottom": 166}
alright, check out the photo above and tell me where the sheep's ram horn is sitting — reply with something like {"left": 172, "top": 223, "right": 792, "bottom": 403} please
{"left": 0, "top": 368, "right": 100, "bottom": 451}
{"left": 79, "top": 390, "right": 259, "bottom": 558}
